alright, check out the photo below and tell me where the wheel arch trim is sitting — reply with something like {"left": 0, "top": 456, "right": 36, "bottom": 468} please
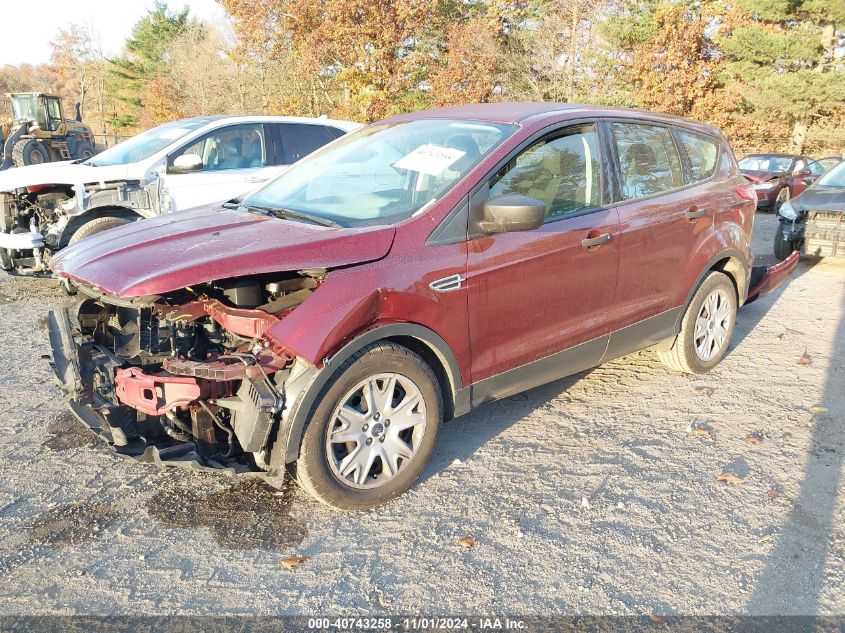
{"left": 271, "top": 322, "right": 466, "bottom": 468}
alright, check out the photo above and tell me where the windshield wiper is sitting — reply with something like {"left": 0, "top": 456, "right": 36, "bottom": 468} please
{"left": 235, "top": 204, "right": 340, "bottom": 228}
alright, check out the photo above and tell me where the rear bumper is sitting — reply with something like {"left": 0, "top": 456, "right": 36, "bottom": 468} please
{"left": 745, "top": 251, "right": 800, "bottom": 304}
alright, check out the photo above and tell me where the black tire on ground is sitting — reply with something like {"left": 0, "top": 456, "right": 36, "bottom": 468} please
{"left": 68, "top": 216, "right": 133, "bottom": 245}
{"left": 773, "top": 222, "right": 797, "bottom": 261}
{"left": 657, "top": 271, "right": 737, "bottom": 375}
{"left": 74, "top": 141, "right": 95, "bottom": 160}
{"left": 290, "top": 342, "right": 443, "bottom": 510}
{"left": 12, "top": 139, "right": 51, "bottom": 166}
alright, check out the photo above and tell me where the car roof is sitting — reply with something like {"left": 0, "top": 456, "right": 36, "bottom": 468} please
{"left": 385, "top": 102, "right": 722, "bottom": 136}
{"left": 190, "top": 114, "right": 361, "bottom": 132}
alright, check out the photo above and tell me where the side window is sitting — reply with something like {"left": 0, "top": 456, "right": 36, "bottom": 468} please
{"left": 170, "top": 124, "right": 266, "bottom": 172}
{"left": 806, "top": 160, "right": 826, "bottom": 176}
{"left": 792, "top": 159, "right": 807, "bottom": 174}
{"left": 489, "top": 125, "right": 602, "bottom": 218}
{"left": 44, "top": 97, "right": 62, "bottom": 131}
{"left": 613, "top": 123, "right": 684, "bottom": 200}
{"left": 278, "top": 124, "right": 343, "bottom": 164}
{"left": 678, "top": 131, "right": 719, "bottom": 182}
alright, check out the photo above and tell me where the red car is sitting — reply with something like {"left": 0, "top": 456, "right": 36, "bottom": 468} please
{"left": 738, "top": 153, "right": 832, "bottom": 212}
{"left": 46, "top": 104, "right": 798, "bottom": 509}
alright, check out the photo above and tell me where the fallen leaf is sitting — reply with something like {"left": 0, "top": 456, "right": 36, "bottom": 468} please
{"left": 785, "top": 328, "right": 806, "bottom": 336}
{"left": 280, "top": 555, "right": 309, "bottom": 570}
{"left": 649, "top": 614, "right": 669, "bottom": 623}
{"left": 798, "top": 351, "right": 813, "bottom": 366}
{"left": 746, "top": 432, "right": 764, "bottom": 445}
{"left": 766, "top": 489, "right": 782, "bottom": 500}
{"left": 457, "top": 535, "right": 478, "bottom": 548}
{"left": 758, "top": 534, "right": 772, "bottom": 544}
{"left": 716, "top": 473, "right": 745, "bottom": 485}
{"left": 809, "top": 406, "right": 829, "bottom": 414}
{"left": 692, "top": 426, "right": 713, "bottom": 437}
{"left": 694, "top": 386, "right": 715, "bottom": 397}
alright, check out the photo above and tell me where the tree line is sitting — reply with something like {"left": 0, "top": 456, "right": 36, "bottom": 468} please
{"left": 1, "top": 0, "right": 843, "bottom": 155}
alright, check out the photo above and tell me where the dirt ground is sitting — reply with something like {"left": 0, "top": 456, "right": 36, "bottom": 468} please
{"left": 0, "top": 213, "right": 843, "bottom": 616}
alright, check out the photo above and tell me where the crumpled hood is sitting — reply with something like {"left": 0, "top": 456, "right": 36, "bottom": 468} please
{"left": 790, "top": 186, "right": 845, "bottom": 213}
{"left": 741, "top": 170, "right": 778, "bottom": 184}
{"left": 0, "top": 161, "right": 134, "bottom": 192}
{"left": 50, "top": 207, "right": 395, "bottom": 297}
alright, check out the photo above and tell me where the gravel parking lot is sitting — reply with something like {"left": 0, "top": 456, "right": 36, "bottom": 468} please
{"left": 0, "top": 213, "right": 843, "bottom": 616}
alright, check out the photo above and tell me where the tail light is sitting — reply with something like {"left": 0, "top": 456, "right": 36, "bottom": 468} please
{"left": 26, "top": 184, "right": 49, "bottom": 194}
{"left": 734, "top": 184, "right": 755, "bottom": 201}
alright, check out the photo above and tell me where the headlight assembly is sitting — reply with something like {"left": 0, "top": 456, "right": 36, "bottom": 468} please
{"left": 779, "top": 200, "right": 798, "bottom": 220}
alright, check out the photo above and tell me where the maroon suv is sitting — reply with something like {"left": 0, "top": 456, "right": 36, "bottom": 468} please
{"left": 45, "top": 104, "right": 798, "bottom": 509}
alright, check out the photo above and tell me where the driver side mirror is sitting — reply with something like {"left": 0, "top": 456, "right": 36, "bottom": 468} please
{"left": 171, "top": 153, "right": 203, "bottom": 174}
{"left": 479, "top": 194, "right": 546, "bottom": 234}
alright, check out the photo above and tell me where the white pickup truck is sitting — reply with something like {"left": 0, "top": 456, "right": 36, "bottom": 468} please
{"left": 0, "top": 114, "right": 360, "bottom": 272}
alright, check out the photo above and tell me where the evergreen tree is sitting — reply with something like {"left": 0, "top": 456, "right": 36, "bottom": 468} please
{"left": 107, "top": 1, "right": 196, "bottom": 129}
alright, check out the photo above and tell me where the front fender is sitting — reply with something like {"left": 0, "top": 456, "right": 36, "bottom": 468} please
{"left": 268, "top": 321, "right": 465, "bottom": 469}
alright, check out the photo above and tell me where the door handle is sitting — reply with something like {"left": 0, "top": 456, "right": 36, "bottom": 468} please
{"left": 685, "top": 206, "right": 708, "bottom": 220}
{"left": 581, "top": 232, "right": 612, "bottom": 248}
{"left": 247, "top": 176, "right": 269, "bottom": 183}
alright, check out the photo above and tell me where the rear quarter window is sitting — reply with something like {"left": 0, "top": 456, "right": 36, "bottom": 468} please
{"left": 278, "top": 123, "right": 344, "bottom": 164}
{"left": 612, "top": 123, "right": 684, "bottom": 201}
{"left": 678, "top": 131, "right": 719, "bottom": 182}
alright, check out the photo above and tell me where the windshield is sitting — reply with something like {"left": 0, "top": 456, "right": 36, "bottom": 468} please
{"left": 11, "top": 94, "right": 38, "bottom": 121}
{"left": 816, "top": 161, "right": 845, "bottom": 188}
{"left": 85, "top": 118, "right": 211, "bottom": 167}
{"left": 242, "top": 119, "right": 518, "bottom": 227}
{"left": 738, "top": 155, "right": 794, "bottom": 173}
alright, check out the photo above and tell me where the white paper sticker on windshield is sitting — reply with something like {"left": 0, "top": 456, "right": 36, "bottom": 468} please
{"left": 393, "top": 144, "right": 466, "bottom": 176}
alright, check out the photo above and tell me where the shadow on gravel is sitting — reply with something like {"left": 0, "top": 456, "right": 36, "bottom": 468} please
{"left": 146, "top": 478, "right": 308, "bottom": 551}
{"left": 747, "top": 287, "right": 845, "bottom": 614}
{"left": 730, "top": 259, "right": 817, "bottom": 353}
{"left": 41, "top": 413, "right": 97, "bottom": 451}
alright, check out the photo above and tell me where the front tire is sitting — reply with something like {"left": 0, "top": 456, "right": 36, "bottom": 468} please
{"left": 12, "top": 139, "right": 50, "bottom": 166}
{"left": 292, "top": 342, "right": 442, "bottom": 510}
{"left": 773, "top": 222, "right": 797, "bottom": 261}
{"left": 74, "top": 141, "right": 95, "bottom": 160}
{"left": 658, "top": 271, "right": 737, "bottom": 374}
{"left": 68, "top": 215, "right": 132, "bottom": 245}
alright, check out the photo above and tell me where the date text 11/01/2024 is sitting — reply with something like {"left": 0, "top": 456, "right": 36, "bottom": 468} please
{"left": 306, "top": 617, "right": 527, "bottom": 630}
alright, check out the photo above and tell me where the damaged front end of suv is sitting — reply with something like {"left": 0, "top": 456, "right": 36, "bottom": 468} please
{"left": 44, "top": 271, "right": 320, "bottom": 473}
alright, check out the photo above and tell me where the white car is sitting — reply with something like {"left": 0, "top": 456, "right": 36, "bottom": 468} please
{"left": 0, "top": 115, "right": 361, "bottom": 272}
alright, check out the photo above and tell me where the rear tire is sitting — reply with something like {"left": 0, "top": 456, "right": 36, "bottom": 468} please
{"left": 291, "top": 342, "right": 442, "bottom": 510}
{"left": 68, "top": 216, "right": 133, "bottom": 245}
{"left": 658, "top": 271, "right": 737, "bottom": 374}
{"left": 773, "top": 222, "right": 797, "bottom": 261}
{"left": 74, "top": 141, "right": 95, "bottom": 160}
{"left": 12, "top": 139, "right": 50, "bottom": 167}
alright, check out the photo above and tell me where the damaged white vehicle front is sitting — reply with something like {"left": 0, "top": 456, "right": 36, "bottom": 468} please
{"left": 0, "top": 115, "right": 360, "bottom": 273}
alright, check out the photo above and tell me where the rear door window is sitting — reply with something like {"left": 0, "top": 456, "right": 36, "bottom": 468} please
{"left": 489, "top": 124, "right": 603, "bottom": 218}
{"left": 678, "top": 131, "right": 719, "bottom": 182}
{"left": 612, "top": 123, "right": 684, "bottom": 200}
{"left": 278, "top": 124, "right": 343, "bottom": 164}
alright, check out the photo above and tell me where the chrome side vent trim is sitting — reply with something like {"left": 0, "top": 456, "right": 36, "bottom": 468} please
{"left": 429, "top": 274, "right": 464, "bottom": 292}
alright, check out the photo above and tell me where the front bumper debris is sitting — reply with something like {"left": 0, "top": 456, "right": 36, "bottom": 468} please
{"left": 746, "top": 251, "right": 800, "bottom": 304}
{"left": 0, "top": 230, "right": 44, "bottom": 249}
{"left": 41, "top": 307, "right": 268, "bottom": 478}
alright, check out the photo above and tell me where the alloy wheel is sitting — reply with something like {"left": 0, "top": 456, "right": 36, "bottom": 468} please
{"left": 694, "top": 289, "right": 733, "bottom": 362}
{"left": 326, "top": 373, "right": 427, "bottom": 489}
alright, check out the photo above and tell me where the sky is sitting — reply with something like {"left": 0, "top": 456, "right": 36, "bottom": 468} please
{"left": 0, "top": 0, "right": 228, "bottom": 67}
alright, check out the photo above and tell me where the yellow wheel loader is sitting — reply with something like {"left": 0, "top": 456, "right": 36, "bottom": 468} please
{"left": 0, "top": 93, "right": 98, "bottom": 171}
